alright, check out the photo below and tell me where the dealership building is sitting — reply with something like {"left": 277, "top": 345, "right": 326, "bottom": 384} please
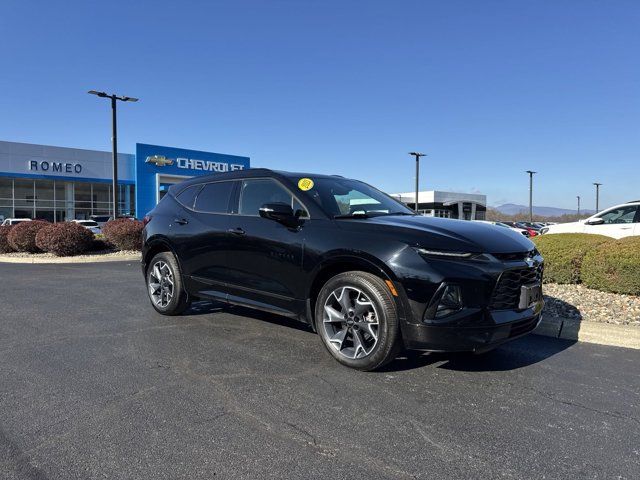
{"left": 0, "top": 140, "right": 250, "bottom": 222}
{"left": 391, "top": 190, "right": 487, "bottom": 220}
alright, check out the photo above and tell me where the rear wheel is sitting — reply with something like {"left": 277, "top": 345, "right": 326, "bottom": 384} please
{"left": 315, "top": 271, "right": 402, "bottom": 371}
{"left": 146, "top": 251, "right": 191, "bottom": 315}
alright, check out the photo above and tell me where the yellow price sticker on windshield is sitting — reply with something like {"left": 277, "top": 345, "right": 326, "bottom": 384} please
{"left": 298, "top": 178, "right": 314, "bottom": 191}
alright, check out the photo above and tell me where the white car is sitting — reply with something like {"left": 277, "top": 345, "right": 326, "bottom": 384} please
{"left": 1, "top": 218, "right": 32, "bottom": 226}
{"left": 541, "top": 201, "right": 640, "bottom": 239}
{"left": 473, "top": 220, "right": 531, "bottom": 237}
{"left": 71, "top": 220, "right": 101, "bottom": 235}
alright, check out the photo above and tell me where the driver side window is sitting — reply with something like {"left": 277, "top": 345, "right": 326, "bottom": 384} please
{"left": 597, "top": 206, "right": 638, "bottom": 224}
{"left": 238, "top": 178, "right": 309, "bottom": 218}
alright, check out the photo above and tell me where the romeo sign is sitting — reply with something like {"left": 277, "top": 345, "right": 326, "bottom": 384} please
{"left": 28, "top": 160, "right": 83, "bottom": 174}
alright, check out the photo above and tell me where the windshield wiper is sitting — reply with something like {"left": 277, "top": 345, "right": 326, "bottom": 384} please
{"left": 333, "top": 211, "right": 416, "bottom": 219}
{"left": 381, "top": 212, "right": 416, "bottom": 216}
{"left": 333, "top": 213, "right": 370, "bottom": 219}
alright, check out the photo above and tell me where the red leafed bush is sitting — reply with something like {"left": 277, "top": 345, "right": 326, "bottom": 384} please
{"left": 102, "top": 218, "right": 144, "bottom": 251}
{"left": 0, "top": 225, "right": 14, "bottom": 253}
{"left": 7, "top": 220, "right": 49, "bottom": 253}
{"left": 35, "top": 222, "right": 94, "bottom": 256}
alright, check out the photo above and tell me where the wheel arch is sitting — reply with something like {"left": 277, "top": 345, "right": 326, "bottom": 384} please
{"left": 143, "top": 236, "right": 180, "bottom": 274}
{"left": 306, "top": 254, "right": 408, "bottom": 331}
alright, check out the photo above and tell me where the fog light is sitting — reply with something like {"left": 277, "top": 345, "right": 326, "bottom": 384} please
{"left": 423, "top": 284, "right": 464, "bottom": 322}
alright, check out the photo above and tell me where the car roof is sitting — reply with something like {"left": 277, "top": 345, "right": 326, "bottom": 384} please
{"left": 168, "top": 168, "right": 349, "bottom": 194}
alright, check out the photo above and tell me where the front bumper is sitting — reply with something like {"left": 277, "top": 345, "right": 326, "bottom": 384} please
{"left": 400, "top": 302, "right": 543, "bottom": 352}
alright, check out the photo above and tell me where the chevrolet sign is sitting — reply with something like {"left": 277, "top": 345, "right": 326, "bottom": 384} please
{"left": 145, "top": 155, "right": 175, "bottom": 167}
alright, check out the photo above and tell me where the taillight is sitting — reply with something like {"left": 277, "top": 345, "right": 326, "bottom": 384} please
{"left": 143, "top": 215, "right": 153, "bottom": 226}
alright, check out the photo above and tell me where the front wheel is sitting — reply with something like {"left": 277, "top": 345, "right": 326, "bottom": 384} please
{"left": 146, "top": 251, "right": 191, "bottom": 315}
{"left": 315, "top": 271, "right": 402, "bottom": 371}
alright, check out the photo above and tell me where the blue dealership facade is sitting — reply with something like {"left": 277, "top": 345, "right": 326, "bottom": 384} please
{"left": 0, "top": 140, "right": 250, "bottom": 222}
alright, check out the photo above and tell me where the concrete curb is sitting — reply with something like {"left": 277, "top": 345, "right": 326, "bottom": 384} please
{"left": 534, "top": 316, "right": 640, "bottom": 350}
{"left": 0, "top": 254, "right": 141, "bottom": 264}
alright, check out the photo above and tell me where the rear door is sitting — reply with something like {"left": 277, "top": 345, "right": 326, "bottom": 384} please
{"left": 170, "top": 181, "right": 236, "bottom": 300}
{"left": 224, "top": 177, "right": 309, "bottom": 316}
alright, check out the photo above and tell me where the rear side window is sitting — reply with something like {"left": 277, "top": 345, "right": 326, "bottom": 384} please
{"left": 194, "top": 181, "right": 235, "bottom": 213}
{"left": 175, "top": 185, "right": 201, "bottom": 209}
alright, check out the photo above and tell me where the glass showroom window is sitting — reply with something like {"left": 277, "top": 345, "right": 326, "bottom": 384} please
{"left": 116, "top": 184, "right": 135, "bottom": 216}
{"left": 73, "top": 182, "right": 91, "bottom": 219}
{"left": 93, "top": 183, "right": 111, "bottom": 216}
{"left": 14, "top": 179, "right": 35, "bottom": 219}
{"left": 35, "top": 180, "right": 55, "bottom": 222}
{"left": 0, "top": 178, "right": 13, "bottom": 221}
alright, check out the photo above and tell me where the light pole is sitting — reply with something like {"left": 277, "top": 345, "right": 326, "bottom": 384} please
{"left": 593, "top": 182, "right": 602, "bottom": 212}
{"left": 577, "top": 195, "right": 581, "bottom": 215}
{"left": 88, "top": 90, "right": 138, "bottom": 218}
{"left": 409, "top": 152, "right": 426, "bottom": 212}
{"left": 526, "top": 170, "right": 536, "bottom": 222}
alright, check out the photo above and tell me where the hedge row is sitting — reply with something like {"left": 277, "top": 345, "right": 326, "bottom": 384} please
{"left": 533, "top": 233, "right": 640, "bottom": 295}
{"left": 36, "top": 222, "right": 94, "bottom": 256}
{"left": 102, "top": 218, "right": 144, "bottom": 251}
{"left": 0, "top": 225, "right": 13, "bottom": 253}
{"left": 532, "top": 233, "right": 611, "bottom": 284}
{"left": 0, "top": 218, "right": 143, "bottom": 256}
{"left": 582, "top": 237, "right": 640, "bottom": 296}
{"left": 8, "top": 220, "right": 50, "bottom": 253}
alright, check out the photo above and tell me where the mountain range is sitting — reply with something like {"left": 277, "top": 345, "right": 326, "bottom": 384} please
{"left": 493, "top": 203, "right": 595, "bottom": 217}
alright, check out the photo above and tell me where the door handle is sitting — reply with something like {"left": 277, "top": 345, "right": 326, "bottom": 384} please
{"left": 174, "top": 218, "right": 189, "bottom": 225}
{"left": 227, "top": 227, "right": 246, "bottom": 235}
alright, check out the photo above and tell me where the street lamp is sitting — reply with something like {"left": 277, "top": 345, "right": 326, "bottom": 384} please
{"left": 526, "top": 170, "right": 537, "bottom": 222}
{"left": 593, "top": 182, "right": 602, "bottom": 213}
{"left": 577, "top": 195, "right": 581, "bottom": 215}
{"left": 88, "top": 90, "right": 138, "bottom": 218}
{"left": 409, "top": 152, "right": 426, "bottom": 212}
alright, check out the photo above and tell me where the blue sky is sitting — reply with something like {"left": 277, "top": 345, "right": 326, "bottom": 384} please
{"left": 1, "top": 0, "right": 638, "bottom": 209}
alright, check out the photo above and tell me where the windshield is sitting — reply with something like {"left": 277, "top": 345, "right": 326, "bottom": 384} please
{"left": 81, "top": 221, "right": 99, "bottom": 227}
{"left": 302, "top": 177, "right": 415, "bottom": 218}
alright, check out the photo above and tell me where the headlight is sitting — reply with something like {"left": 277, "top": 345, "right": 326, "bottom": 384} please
{"left": 415, "top": 248, "right": 473, "bottom": 258}
{"left": 414, "top": 248, "right": 493, "bottom": 262}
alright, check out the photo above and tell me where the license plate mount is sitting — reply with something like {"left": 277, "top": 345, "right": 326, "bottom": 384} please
{"left": 519, "top": 284, "right": 542, "bottom": 310}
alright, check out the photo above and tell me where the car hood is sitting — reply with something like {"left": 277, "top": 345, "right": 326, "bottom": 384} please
{"left": 360, "top": 215, "right": 535, "bottom": 253}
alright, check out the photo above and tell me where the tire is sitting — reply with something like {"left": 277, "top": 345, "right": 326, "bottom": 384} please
{"left": 315, "top": 271, "right": 402, "bottom": 371}
{"left": 146, "top": 251, "right": 191, "bottom": 316}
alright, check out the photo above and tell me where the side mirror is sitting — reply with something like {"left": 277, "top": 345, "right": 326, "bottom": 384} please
{"left": 259, "top": 202, "right": 297, "bottom": 225}
{"left": 586, "top": 218, "right": 605, "bottom": 226}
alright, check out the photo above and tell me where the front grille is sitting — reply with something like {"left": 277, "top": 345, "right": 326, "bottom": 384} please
{"left": 492, "top": 249, "right": 538, "bottom": 262}
{"left": 489, "top": 265, "right": 543, "bottom": 310}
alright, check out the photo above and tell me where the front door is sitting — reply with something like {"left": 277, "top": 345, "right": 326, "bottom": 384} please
{"left": 224, "top": 178, "right": 309, "bottom": 316}
{"left": 584, "top": 205, "right": 639, "bottom": 239}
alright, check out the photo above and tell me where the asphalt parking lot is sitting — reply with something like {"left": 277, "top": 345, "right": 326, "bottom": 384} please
{"left": 1, "top": 262, "right": 639, "bottom": 479}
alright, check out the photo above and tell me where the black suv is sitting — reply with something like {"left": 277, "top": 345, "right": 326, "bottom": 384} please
{"left": 142, "top": 169, "right": 543, "bottom": 370}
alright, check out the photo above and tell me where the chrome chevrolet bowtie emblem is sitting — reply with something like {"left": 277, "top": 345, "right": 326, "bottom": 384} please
{"left": 145, "top": 155, "right": 175, "bottom": 167}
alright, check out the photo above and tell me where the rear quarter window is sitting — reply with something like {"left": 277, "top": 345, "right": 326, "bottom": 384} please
{"left": 175, "top": 185, "right": 202, "bottom": 209}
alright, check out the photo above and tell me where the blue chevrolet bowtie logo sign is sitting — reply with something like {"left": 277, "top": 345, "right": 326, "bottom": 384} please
{"left": 145, "top": 155, "right": 175, "bottom": 167}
